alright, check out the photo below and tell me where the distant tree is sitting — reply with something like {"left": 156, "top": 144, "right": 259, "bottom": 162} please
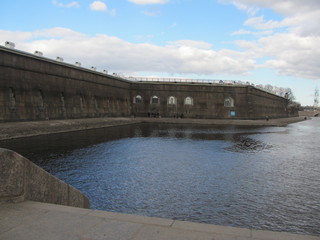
{"left": 279, "top": 87, "right": 286, "bottom": 97}
{"left": 285, "top": 88, "right": 296, "bottom": 103}
{"left": 264, "top": 84, "right": 274, "bottom": 92}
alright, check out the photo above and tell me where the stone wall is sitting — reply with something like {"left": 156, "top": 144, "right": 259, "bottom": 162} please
{"left": 131, "top": 82, "right": 289, "bottom": 119}
{"left": 0, "top": 46, "right": 132, "bottom": 122}
{"left": 0, "top": 46, "right": 293, "bottom": 121}
{"left": 246, "top": 87, "right": 290, "bottom": 119}
{"left": 0, "top": 148, "right": 89, "bottom": 208}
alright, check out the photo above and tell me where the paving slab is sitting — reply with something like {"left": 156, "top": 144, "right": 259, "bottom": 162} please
{"left": 172, "top": 220, "right": 251, "bottom": 237}
{"left": 20, "top": 200, "right": 93, "bottom": 215}
{"left": 0, "top": 201, "right": 319, "bottom": 240}
{"left": 81, "top": 219, "right": 142, "bottom": 240}
{"left": 88, "top": 209, "right": 174, "bottom": 226}
{"left": 0, "top": 202, "right": 48, "bottom": 233}
{"left": 131, "top": 225, "right": 218, "bottom": 240}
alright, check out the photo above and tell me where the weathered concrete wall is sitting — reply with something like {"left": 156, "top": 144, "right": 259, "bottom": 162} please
{"left": 131, "top": 82, "right": 289, "bottom": 119}
{"left": 0, "top": 148, "right": 89, "bottom": 208}
{"left": 246, "top": 87, "right": 289, "bottom": 119}
{"left": 0, "top": 46, "right": 132, "bottom": 122}
{"left": 0, "top": 46, "right": 293, "bottom": 121}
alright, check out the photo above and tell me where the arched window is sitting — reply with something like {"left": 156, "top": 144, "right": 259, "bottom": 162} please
{"left": 184, "top": 97, "right": 193, "bottom": 105}
{"left": 168, "top": 96, "right": 177, "bottom": 105}
{"left": 9, "top": 87, "right": 16, "bottom": 109}
{"left": 80, "top": 94, "right": 85, "bottom": 110}
{"left": 93, "top": 96, "right": 98, "bottom": 110}
{"left": 151, "top": 96, "right": 159, "bottom": 104}
{"left": 224, "top": 97, "right": 234, "bottom": 107}
{"left": 38, "top": 90, "right": 44, "bottom": 108}
{"left": 60, "top": 92, "right": 66, "bottom": 108}
{"left": 134, "top": 95, "right": 142, "bottom": 104}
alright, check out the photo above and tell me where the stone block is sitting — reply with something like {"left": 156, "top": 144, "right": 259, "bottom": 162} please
{"left": 0, "top": 148, "right": 90, "bottom": 208}
{"left": 88, "top": 210, "right": 174, "bottom": 226}
{"left": 172, "top": 220, "right": 251, "bottom": 237}
{"left": 131, "top": 225, "right": 217, "bottom": 240}
{"left": 82, "top": 219, "right": 142, "bottom": 240}
{"left": 0, "top": 148, "right": 25, "bottom": 202}
{"left": 68, "top": 185, "right": 90, "bottom": 208}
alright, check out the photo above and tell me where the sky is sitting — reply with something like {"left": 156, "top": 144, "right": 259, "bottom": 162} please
{"left": 1, "top": 0, "right": 319, "bottom": 106}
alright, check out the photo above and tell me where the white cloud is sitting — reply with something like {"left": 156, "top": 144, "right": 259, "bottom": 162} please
{"left": 232, "top": 29, "right": 273, "bottom": 36}
{"left": 90, "top": 1, "right": 107, "bottom": 11}
{"left": 236, "top": 33, "right": 320, "bottom": 80}
{"left": 222, "top": 0, "right": 320, "bottom": 81}
{"left": 0, "top": 28, "right": 255, "bottom": 76}
{"left": 52, "top": 0, "right": 80, "bottom": 8}
{"left": 169, "top": 40, "right": 213, "bottom": 50}
{"left": 143, "top": 9, "right": 161, "bottom": 16}
{"left": 261, "top": 34, "right": 320, "bottom": 80}
{"left": 89, "top": 1, "right": 116, "bottom": 15}
{"left": 223, "top": 0, "right": 320, "bottom": 36}
{"left": 249, "top": 0, "right": 320, "bottom": 16}
{"left": 128, "top": 0, "right": 169, "bottom": 5}
{"left": 244, "top": 16, "right": 289, "bottom": 30}
{"left": 221, "top": 0, "right": 320, "bottom": 16}
{"left": 230, "top": 1, "right": 259, "bottom": 16}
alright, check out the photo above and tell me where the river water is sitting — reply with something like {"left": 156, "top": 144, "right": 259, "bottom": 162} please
{"left": 1, "top": 118, "right": 319, "bottom": 236}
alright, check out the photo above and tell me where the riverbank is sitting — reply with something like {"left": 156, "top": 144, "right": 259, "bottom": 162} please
{"left": 0, "top": 116, "right": 305, "bottom": 140}
{"left": 141, "top": 116, "right": 305, "bottom": 126}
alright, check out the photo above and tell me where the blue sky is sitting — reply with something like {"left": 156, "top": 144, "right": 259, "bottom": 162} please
{"left": 1, "top": 0, "right": 319, "bottom": 106}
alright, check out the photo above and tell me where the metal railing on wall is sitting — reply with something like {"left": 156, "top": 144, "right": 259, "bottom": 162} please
{"left": 124, "top": 76, "right": 249, "bottom": 85}
{"left": 124, "top": 76, "right": 287, "bottom": 97}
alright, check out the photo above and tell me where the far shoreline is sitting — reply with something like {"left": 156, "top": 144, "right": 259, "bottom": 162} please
{"left": 0, "top": 116, "right": 306, "bottom": 141}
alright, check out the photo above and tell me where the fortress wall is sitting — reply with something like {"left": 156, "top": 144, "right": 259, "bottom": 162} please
{"left": 131, "top": 82, "right": 288, "bottom": 119}
{"left": 248, "top": 87, "right": 289, "bottom": 119}
{"left": 131, "top": 82, "right": 246, "bottom": 118}
{"left": 0, "top": 47, "right": 132, "bottom": 122}
{"left": 0, "top": 46, "right": 292, "bottom": 121}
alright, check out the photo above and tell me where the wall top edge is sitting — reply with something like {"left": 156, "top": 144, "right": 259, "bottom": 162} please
{"left": 0, "top": 45, "right": 132, "bottom": 84}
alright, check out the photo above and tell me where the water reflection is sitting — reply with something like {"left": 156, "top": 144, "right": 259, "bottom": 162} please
{"left": 0, "top": 119, "right": 319, "bottom": 236}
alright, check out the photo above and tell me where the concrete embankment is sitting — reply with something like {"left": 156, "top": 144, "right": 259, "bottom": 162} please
{"left": 0, "top": 148, "right": 89, "bottom": 208}
{"left": 1, "top": 201, "right": 319, "bottom": 240}
{"left": 141, "top": 116, "right": 305, "bottom": 127}
{"left": 0, "top": 117, "right": 305, "bottom": 140}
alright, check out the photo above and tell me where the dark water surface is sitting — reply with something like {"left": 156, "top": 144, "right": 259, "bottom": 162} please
{"left": 1, "top": 119, "right": 320, "bottom": 236}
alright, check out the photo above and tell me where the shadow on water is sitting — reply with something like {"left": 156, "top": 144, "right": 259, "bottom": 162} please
{"left": 0, "top": 123, "right": 277, "bottom": 160}
{"left": 1, "top": 120, "right": 319, "bottom": 236}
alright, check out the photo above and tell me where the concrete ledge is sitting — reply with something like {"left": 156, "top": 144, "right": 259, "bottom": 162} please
{"left": 1, "top": 201, "right": 319, "bottom": 240}
{"left": 0, "top": 117, "right": 305, "bottom": 141}
{"left": 142, "top": 116, "right": 305, "bottom": 126}
{"left": 88, "top": 209, "right": 174, "bottom": 227}
{"left": 172, "top": 220, "right": 251, "bottom": 236}
{"left": 0, "top": 117, "right": 141, "bottom": 140}
{"left": 0, "top": 148, "right": 89, "bottom": 208}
